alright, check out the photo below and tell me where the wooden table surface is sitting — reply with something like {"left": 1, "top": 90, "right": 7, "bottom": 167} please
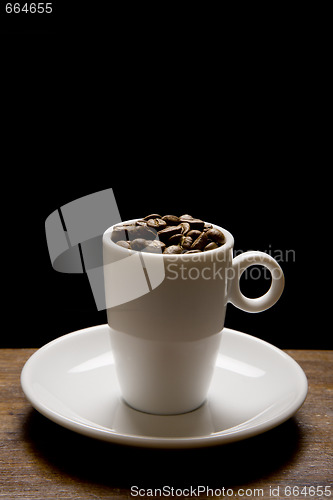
{"left": 0, "top": 349, "right": 332, "bottom": 500}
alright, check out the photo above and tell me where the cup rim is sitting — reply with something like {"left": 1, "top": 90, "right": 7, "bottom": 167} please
{"left": 103, "top": 218, "right": 234, "bottom": 258}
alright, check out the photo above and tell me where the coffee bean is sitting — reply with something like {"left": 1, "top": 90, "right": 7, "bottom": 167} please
{"left": 187, "top": 230, "right": 201, "bottom": 240}
{"left": 158, "top": 225, "right": 183, "bottom": 242}
{"left": 169, "top": 234, "right": 183, "bottom": 245}
{"left": 161, "top": 215, "right": 180, "bottom": 225}
{"left": 145, "top": 240, "right": 166, "bottom": 253}
{"left": 116, "top": 240, "right": 131, "bottom": 249}
{"left": 111, "top": 226, "right": 128, "bottom": 242}
{"left": 128, "top": 225, "right": 157, "bottom": 241}
{"left": 181, "top": 236, "right": 193, "bottom": 249}
{"left": 143, "top": 214, "right": 162, "bottom": 220}
{"left": 111, "top": 215, "right": 226, "bottom": 254}
{"left": 191, "top": 231, "right": 208, "bottom": 250}
{"left": 124, "top": 225, "right": 138, "bottom": 240}
{"left": 205, "top": 228, "right": 225, "bottom": 244}
{"left": 163, "top": 245, "right": 183, "bottom": 254}
{"left": 188, "top": 219, "right": 205, "bottom": 231}
{"left": 147, "top": 218, "right": 167, "bottom": 230}
{"left": 131, "top": 238, "right": 148, "bottom": 251}
{"left": 180, "top": 222, "right": 191, "bottom": 234}
{"left": 204, "top": 242, "right": 219, "bottom": 251}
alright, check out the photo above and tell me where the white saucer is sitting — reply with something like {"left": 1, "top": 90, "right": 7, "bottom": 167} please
{"left": 21, "top": 325, "right": 307, "bottom": 448}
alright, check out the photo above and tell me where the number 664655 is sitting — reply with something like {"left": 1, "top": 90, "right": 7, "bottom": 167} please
{"left": 5, "top": 3, "right": 53, "bottom": 13}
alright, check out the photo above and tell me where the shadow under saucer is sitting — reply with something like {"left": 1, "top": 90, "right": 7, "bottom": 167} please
{"left": 23, "top": 408, "right": 303, "bottom": 490}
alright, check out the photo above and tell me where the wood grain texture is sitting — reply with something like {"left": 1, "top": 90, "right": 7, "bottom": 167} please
{"left": 0, "top": 349, "right": 332, "bottom": 500}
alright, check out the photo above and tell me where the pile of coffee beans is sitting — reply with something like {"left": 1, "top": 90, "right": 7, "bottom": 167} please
{"left": 111, "top": 214, "right": 226, "bottom": 254}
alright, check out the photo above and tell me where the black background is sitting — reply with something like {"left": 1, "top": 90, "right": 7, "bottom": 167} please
{"left": 1, "top": 8, "right": 322, "bottom": 350}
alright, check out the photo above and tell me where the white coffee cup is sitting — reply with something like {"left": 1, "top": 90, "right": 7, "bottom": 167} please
{"left": 103, "top": 220, "right": 284, "bottom": 415}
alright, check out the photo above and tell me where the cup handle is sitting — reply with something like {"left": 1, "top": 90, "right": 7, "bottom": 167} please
{"left": 228, "top": 251, "right": 284, "bottom": 313}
